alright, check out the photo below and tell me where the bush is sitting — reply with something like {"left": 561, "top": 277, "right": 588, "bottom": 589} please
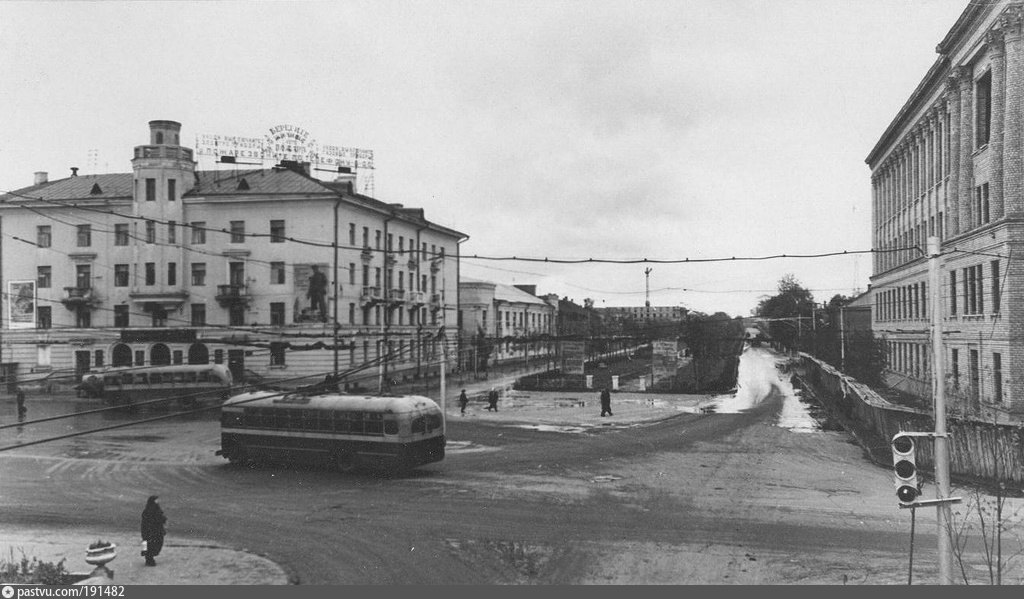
{"left": 0, "top": 549, "right": 69, "bottom": 585}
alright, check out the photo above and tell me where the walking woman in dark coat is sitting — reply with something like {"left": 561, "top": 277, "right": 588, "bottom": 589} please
{"left": 141, "top": 495, "right": 167, "bottom": 566}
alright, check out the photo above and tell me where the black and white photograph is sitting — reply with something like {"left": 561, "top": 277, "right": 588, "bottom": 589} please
{"left": 1, "top": 0, "right": 1022, "bottom": 587}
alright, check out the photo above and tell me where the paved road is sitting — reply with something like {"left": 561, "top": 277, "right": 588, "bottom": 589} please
{"left": 0, "top": 348, "right": 985, "bottom": 584}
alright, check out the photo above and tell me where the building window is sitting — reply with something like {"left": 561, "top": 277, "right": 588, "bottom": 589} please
{"left": 975, "top": 183, "right": 990, "bottom": 227}
{"left": 37, "top": 266, "right": 51, "bottom": 288}
{"left": 135, "top": 350, "right": 146, "bottom": 366}
{"left": 976, "top": 70, "right": 992, "bottom": 148}
{"left": 387, "top": 233, "right": 393, "bottom": 252}
{"left": 191, "top": 263, "right": 206, "bottom": 286}
{"left": 214, "top": 349, "right": 223, "bottom": 364}
{"left": 349, "top": 302, "right": 355, "bottom": 324}
{"left": 151, "top": 306, "right": 167, "bottom": 327}
{"left": 146, "top": 220, "right": 156, "bottom": 244}
{"left": 270, "top": 220, "right": 285, "bottom": 243}
{"left": 37, "top": 306, "right": 51, "bottom": 329}
{"left": 114, "top": 305, "right": 129, "bottom": 327}
{"left": 77, "top": 225, "right": 91, "bottom": 247}
{"left": 950, "top": 271, "right": 957, "bottom": 316}
{"left": 991, "top": 260, "right": 1001, "bottom": 314}
{"left": 270, "top": 342, "right": 286, "bottom": 367}
{"left": 168, "top": 220, "right": 176, "bottom": 244}
{"left": 191, "top": 222, "right": 206, "bottom": 244}
{"left": 173, "top": 350, "right": 183, "bottom": 365}
{"left": 362, "top": 226, "right": 369, "bottom": 248}
{"left": 146, "top": 178, "right": 156, "bottom": 201}
{"left": 191, "top": 303, "right": 206, "bottom": 326}
{"left": 229, "top": 304, "right": 245, "bottom": 326}
{"left": 270, "top": 302, "right": 285, "bottom": 326}
{"left": 76, "top": 308, "right": 91, "bottom": 328}
{"left": 349, "top": 263, "right": 356, "bottom": 285}
{"left": 114, "top": 223, "right": 129, "bottom": 246}
{"left": 993, "top": 352, "right": 1003, "bottom": 403}
{"left": 375, "top": 229, "right": 381, "bottom": 249}
{"left": 114, "top": 264, "right": 129, "bottom": 287}
{"left": 271, "top": 262, "right": 285, "bottom": 285}
{"left": 76, "top": 264, "right": 91, "bottom": 289}
{"left": 168, "top": 262, "right": 177, "bottom": 286}
{"left": 349, "top": 223, "right": 356, "bottom": 245}
{"left": 168, "top": 179, "right": 176, "bottom": 202}
{"left": 37, "top": 225, "right": 51, "bottom": 248}
{"left": 145, "top": 263, "right": 156, "bottom": 286}
{"left": 230, "top": 220, "right": 245, "bottom": 243}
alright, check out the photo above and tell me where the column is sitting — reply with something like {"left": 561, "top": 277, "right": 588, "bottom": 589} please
{"left": 990, "top": 29, "right": 1007, "bottom": 220}
{"left": 946, "top": 75, "right": 962, "bottom": 235}
{"left": 957, "top": 66, "right": 974, "bottom": 232}
{"left": 1002, "top": 7, "right": 1024, "bottom": 214}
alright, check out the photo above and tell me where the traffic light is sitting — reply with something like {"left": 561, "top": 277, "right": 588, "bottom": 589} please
{"left": 892, "top": 433, "right": 921, "bottom": 506}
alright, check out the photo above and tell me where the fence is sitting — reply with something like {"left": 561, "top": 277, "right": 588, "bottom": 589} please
{"left": 797, "top": 353, "right": 1024, "bottom": 486}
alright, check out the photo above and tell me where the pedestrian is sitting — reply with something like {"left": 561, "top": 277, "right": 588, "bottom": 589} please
{"left": 458, "top": 389, "right": 469, "bottom": 415}
{"left": 600, "top": 387, "right": 613, "bottom": 417}
{"left": 486, "top": 388, "right": 499, "bottom": 412}
{"left": 140, "top": 495, "right": 167, "bottom": 566}
{"left": 15, "top": 386, "right": 26, "bottom": 419}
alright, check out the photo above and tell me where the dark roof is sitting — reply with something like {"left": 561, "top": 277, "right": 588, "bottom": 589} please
{"left": 1, "top": 173, "right": 133, "bottom": 202}
{"left": 187, "top": 168, "right": 336, "bottom": 197}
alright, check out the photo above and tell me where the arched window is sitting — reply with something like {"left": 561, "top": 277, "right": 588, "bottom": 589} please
{"left": 112, "top": 343, "right": 133, "bottom": 367}
{"left": 151, "top": 343, "right": 171, "bottom": 366}
{"left": 187, "top": 343, "right": 209, "bottom": 365}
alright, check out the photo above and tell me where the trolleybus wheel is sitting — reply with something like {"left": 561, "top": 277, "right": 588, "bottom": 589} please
{"left": 334, "top": 452, "right": 357, "bottom": 473}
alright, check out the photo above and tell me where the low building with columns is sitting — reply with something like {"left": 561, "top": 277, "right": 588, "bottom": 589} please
{"left": 867, "top": 0, "right": 1024, "bottom": 420}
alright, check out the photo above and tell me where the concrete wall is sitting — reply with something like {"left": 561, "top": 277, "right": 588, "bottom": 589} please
{"left": 798, "top": 353, "right": 1024, "bottom": 485}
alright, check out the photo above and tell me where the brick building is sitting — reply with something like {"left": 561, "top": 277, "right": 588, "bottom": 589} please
{"left": 867, "top": 1, "right": 1024, "bottom": 420}
{"left": 0, "top": 120, "right": 465, "bottom": 390}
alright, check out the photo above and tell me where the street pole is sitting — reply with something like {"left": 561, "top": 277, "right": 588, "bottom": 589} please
{"left": 439, "top": 255, "right": 447, "bottom": 436}
{"left": 839, "top": 305, "right": 846, "bottom": 372}
{"left": 929, "top": 235, "right": 953, "bottom": 584}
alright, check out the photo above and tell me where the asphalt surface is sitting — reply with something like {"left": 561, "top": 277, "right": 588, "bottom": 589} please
{"left": 1, "top": 369, "right": 711, "bottom": 585}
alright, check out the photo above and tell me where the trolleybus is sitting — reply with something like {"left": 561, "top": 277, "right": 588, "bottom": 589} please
{"left": 217, "top": 390, "right": 445, "bottom": 472}
{"left": 78, "top": 364, "right": 234, "bottom": 406}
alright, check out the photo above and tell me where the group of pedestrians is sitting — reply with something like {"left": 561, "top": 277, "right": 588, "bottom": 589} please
{"left": 455, "top": 386, "right": 614, "bottom": 417}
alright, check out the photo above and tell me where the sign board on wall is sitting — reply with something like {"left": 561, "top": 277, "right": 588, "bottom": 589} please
{"left": 561, "top": 341, "right": 586, "bottom": 375}
{"left": 651, "top": 339, "right": 680, "bottom": 383}
{"left": 7, "top": 281, "right": 36, "bottom": 329}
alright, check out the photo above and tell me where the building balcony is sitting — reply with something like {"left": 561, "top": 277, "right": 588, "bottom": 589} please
{"left": 360, "top": 247, "right": 374, "bottom": 262}
{"left": 407, "top": 291, "right": 425, "bottom": 306}
{"left": 388, "top": 289, "right": 406, "bottom": 305}
{"left": 62, "top": 287, "right": 99, "bottom": 310}
{"left": 429, "top": 293, "right": 442, "bottom": 311}
{"left": 128, "top": 289, "right": 189, "bottom": 313}
{"left": 360, "top": 286, "right": 383, "bottom": 306}
{"left": 215, "top": 284, "right": 250, "bottom": 307}
{"left": 385, "top": 254, "right": 397, "bottom": 266}
{"left": 407, "top": 258, "right": 418, "bottom": 270}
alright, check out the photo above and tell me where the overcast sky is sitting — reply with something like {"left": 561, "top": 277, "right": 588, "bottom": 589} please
{"left": 0, "top": 0, "right": 968, "bottom": 316}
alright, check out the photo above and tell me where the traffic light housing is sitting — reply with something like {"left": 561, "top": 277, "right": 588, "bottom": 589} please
{"left": 891, "top": 433, "right": 921, "bottom": 506}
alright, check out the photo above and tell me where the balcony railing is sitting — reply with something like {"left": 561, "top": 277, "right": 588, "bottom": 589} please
{"left": 360, "top": 247, "right": 374, "bottom": 262}
{"left": 361, "top": 286, "right": 383, "bottom": 305}
{"left": 407, "top": 291, "right": 425, "bottom": 306}
{"left": 133, "top": 145, "right": 194, "bottom": 161}
{"left": 215, "top": 284, "right": 250, "bottom": 307}
{"left": 62, "top": 286, "right": 98, "bottom": 310}
{"left": 388, "top": 289, "right": 406, "bottom": 304}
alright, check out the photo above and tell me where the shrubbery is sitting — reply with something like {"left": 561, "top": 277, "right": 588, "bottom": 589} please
{"left": 0, "top": 550, "right": 69, "bottom": 585}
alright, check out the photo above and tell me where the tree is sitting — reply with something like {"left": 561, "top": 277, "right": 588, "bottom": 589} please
{"left": 755, "top": 275, "right": 816, "bottom": 350}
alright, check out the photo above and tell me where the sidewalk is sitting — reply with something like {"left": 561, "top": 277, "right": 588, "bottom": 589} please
{"left": 1, "top": 529, "right": 290, "bottom": 585}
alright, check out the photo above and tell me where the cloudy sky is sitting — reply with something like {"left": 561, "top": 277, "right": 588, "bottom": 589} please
{"left": 0, "top": 0, "right": 967, "bottom": 316}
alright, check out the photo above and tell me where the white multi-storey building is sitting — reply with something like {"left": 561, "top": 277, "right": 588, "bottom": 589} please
{"left": 0, "top": 120, "right": 466, "bottom": 390}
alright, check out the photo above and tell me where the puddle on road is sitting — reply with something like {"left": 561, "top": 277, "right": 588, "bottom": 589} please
{"left": 696, "top": 349, "right": 842, "bottom": 434}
